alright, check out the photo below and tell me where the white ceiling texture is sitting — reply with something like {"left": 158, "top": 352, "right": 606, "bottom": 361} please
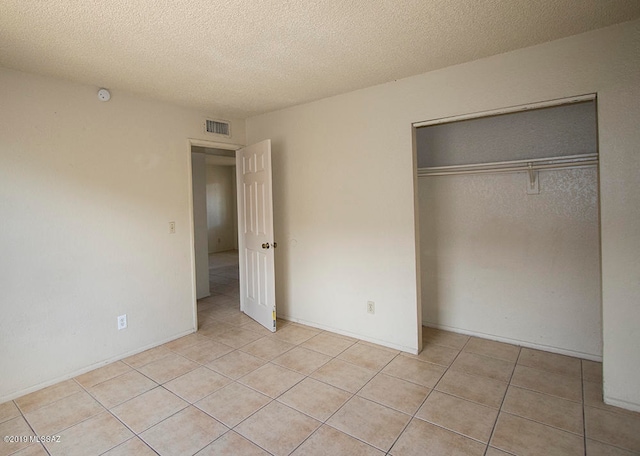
{"left": 1, "top": 0, "right": 639, "bottom": 118}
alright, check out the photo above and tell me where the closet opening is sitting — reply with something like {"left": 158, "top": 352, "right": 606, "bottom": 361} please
{"left": 414, "top": 94, "right": 602, "bottom": 360}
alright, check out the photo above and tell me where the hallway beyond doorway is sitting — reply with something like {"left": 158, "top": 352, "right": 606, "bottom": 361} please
{"left": 208, "top": 250, "right": 239, "bottom": 301}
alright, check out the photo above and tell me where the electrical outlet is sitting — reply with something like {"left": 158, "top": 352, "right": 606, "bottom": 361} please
{"left": 367, "top": 301, "right": 375, "bottom": 314}
{"left": 169, "top": 221, "right": 176, "bottom": 234}
{"left": 117, "top": 314, "right": 127, "bottom": 330}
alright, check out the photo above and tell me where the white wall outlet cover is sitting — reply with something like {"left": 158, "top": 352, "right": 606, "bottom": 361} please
{"left": 367, "top": 301, "right": 375, "bottom": 314}
{"left": 97, "top": 88, "right": 111, "bottom": 102}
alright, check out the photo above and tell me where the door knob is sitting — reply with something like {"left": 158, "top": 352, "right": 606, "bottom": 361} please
{"left": 261, "top": 243, "right": 270, "bottom": 249}
{"left": 271, "top": 242, "right": 278, "bottom": 248}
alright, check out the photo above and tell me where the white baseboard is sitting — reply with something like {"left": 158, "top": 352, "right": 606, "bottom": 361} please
{"left": 603, "top": 396, "right": 640, "bottom": 413}
{"left": 279, "top": 314, "right": 419, "bottom": 354}
{"left": 0, "top": 328, "right": 196, "bottom": 403}
{"left": 423, "top": 321, "right": 602, "bottom": 362}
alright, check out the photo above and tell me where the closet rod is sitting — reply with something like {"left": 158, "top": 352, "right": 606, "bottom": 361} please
{"left": 417, "top": 153, "right": 598, "bottom": 177}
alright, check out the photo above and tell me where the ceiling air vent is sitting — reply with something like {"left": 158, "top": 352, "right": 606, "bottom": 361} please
{"left": 205, "top": 119, "right": 231, "bottom": 137}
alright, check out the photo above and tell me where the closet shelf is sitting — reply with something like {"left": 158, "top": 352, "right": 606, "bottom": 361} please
{"left": 417, "top": 153, "right": 598, "bottom": 177}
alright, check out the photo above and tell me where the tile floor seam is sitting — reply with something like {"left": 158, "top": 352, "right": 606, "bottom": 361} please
{"left": 500, "top": 408, "right": 586, "bottom": 438}
{"left": 114, "top": 386, "right": 191, "bottom": 435}
{"left": 286, "top": 424, "right": 322, "bottom": 455}
{"left": 312, "top": 362, "right": 372, "bottom": 392}
{"left": 514, "top": 361, "right": 584, "bottom": 382}
{"left": 411, "top": 390, "right": 499, "bottom": 444}
{"left": 350, "top": 352, "right": 401, "bottom": 392}
{"left": 424, "top": 339, "right": 466, "bottom": 352}
{"left": 120, "top": 352, "right": 175, "bottom": 370}
{"left": 297, "top": 353, "right": 407, "bottom": 452}
{"left": 237, "top": 338, "right": 299, "bottom": 361}
{"left": 135, "top": 406, "right": 224, "bottom": 455}
{"left": 497, "top": 410, "right": 589, "bottom": 451}
{"left": 226, "top": 398, "right": 275, "bottom": 432}
{"left": 405, "top": 416, "right": 492, "bottom": 452}
{"left": 322, "top": 420, "right": 392, "bottom": 454}
{"left": 231, "top": 401, "right": 315, "bottom": 455}
{"left": 23, "top": 390, "right": 110, "bottom": 438}
{"left": 126, "top": 366, "right": 166, "bottom": 389}
{"left": 223, "top": 430, "right": 275, "bottom": 456}
{"left": 298, "top": 338, "right": 356, "bottom": 358}
{"left": 430, "top": 334, "right": 469, "bottom": 393}
{"left": 385, "top": 415, "right": 424, "bottom": 455}
{"left": 462, "top": 348, "right": 518, "bottom": 365}
{"left": 502, "top": 384, "right": 586, "bottom": 434}
{"left": 320, "top": 422, "right": 387, "bottom": 455}
{"left": 381, "top": 364, "right": 447, "bottom": 390}
{"left": 80, "top": 380, "right": 153, "bottom": 411}
{"left": 39, "top": 411, "right": 110, "bottom": 450}
{"left": 206, "top": 430, "right": 253, "bottom": 456}
{"left": 193, "top": 383, "right": 274, "bottom": 430}
{"left": 96, "top": 437, "right": 155, "bottom": 456}
{"left": 487, "top": 447, "right": 517, "bottom": 456}
{"left": 508, "top": 383, "right": 583, "bottom": 405}
{"left": 352, "top": 393, "right": 418, "bottom": 418}
{"left": 13, "top": 380, "right": 81, "bottom": 417}
{"left": 77, "top": 369, "right": 132, "bottom": 391}
{"left": 483, "top": 345, "right": 521, "bottom": 456}
{"left": 331, "top": 393, "right": 414, "bottom": 452}
{"left": 13, "top": 401, "right": 52, "bottom": 456}
{"left": 236, "top": 362, "right": 306, "bottom": 397}
{"left": 585, "top": 435, "right": 639, "bottom": 454}
{"left": 433, "top": 383, "right": 504, "bottom": 411}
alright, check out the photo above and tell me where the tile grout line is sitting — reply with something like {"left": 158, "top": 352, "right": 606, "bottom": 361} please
{"left": 482, "top": 345, "right": 521, "bottom": 456}
{"left": 72, "top": 375, "right": 162, "bottom": 455}
{"left": 11, "top": 398, "right": 53, "bottom": 456}
{"left": 204, "top": 330, "right": 348, "bottom": 453}
{"left": 20, "top": 378, "right": 110, "bottom": 447}
{"left": 385, "top": 335, "right": 472, "bottom": 455}
{"left": 419, "top": 334, "right": 499, "bottom": 452}
{"left": 227, "top": 332, "right": 395, "bottom": 454}
{"left": 325, "top": 350, "right": 401, "bottom": 419}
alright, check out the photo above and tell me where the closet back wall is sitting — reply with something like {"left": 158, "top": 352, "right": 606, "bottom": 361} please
{"left": 418, "top": 104, "right": 602, "bottom": 359}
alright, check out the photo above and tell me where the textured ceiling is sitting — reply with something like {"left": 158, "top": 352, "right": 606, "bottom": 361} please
{"left": 1, "top": 1, "right": 639, "bottom": 118}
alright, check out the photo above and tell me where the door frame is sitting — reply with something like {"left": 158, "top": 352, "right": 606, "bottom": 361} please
{"left": 187, "top": 138, "right": 244, "bottom": 331}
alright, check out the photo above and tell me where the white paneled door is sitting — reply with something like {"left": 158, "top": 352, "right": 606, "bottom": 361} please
{"left": 236, "top": 140, "right": 276, "bottom": 332}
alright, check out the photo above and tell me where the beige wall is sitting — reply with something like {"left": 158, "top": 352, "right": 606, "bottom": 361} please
{"left": 247, "top": 20, "right": 640, "bottom": 410}
{"left": 0, "top": 68, "right": 245, "bottom": 401}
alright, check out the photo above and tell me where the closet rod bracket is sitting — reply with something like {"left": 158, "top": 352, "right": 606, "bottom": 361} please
{"left": 527, "top": 163, "right": 540, "bottom": 195}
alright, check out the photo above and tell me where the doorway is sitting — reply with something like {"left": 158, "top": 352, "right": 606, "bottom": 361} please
{"left": 190, "top": 141, "right": 241, "bottom": 330}
{"left": 191, "top": 145, "right": 238, "bottom": 301}
{"left": 203, "top": 154, "right": 239, "bottom": 308}
{"left": 188, "top": 138, "right": 279, "bottom": 335}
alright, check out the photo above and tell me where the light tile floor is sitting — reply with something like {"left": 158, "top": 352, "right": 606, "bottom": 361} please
{"left": 1, "top": 252, "right": 639, "bottom": 455}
